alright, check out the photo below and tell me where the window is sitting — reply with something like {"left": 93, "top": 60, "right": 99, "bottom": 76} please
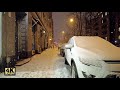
{"left": 94, "top": 32, "right": 98, "bottom": 36}
{"left": 105, "top": 37, "right": 108, "bottom": 40}
{"left": 119, "top": 27, "right": 120, "bottom": 32}
{"left": 105, "top": 12, "right": 107, "bottom": 16}
{"left": 102, "top": 24, "right": 107, "bottom": 29}
{"left": 118, "top": 35, "right": 120, "bottom": 40}
{"left": 68, "top": 39, "right": 74, "bottom": 46}
{"left": 8, "top": 12, "right": 11, "bottom": 17}
{"left": 103, "top": 19, "right": 107, "bottom": 23}
{"left": 95, "top": 27, "right": 99, "bottom": 31}
{"left": 102, "top": 31, "right": 107, "bottom": 35}
{"left": 102, "top": 20, "right": 103, "bottom": 23}
{"left": 102, "top": 14, "right": 103, "bottom": 18}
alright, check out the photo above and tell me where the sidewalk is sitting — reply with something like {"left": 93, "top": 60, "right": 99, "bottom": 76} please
{"left": 15, "top": 48, "right": 58, "bottom": 66}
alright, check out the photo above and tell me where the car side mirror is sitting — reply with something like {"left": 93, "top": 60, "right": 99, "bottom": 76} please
{"left": 65, "top": 44, "right": 73, "bottom": 49}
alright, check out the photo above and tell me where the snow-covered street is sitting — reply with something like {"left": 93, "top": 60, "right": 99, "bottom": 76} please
{"left": 0, "top": 48, "right": 71, "bottom": 78}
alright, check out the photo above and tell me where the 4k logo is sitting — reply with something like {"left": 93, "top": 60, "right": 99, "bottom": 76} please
{"left": 4, "top": 68, "right": 16, "bottom": 76}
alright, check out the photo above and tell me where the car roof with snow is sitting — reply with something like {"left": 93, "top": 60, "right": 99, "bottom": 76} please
{"left": 72, "top": 36, "right": 120, "bottom": 60}
{"left": 72, "top": 36, "right": 115, "bottom": 48}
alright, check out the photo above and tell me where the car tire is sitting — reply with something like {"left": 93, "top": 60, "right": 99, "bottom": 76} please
{"left": 71, "top": 62, "right": 78, "bottom": 78}
{"left": 64, "top": 57, "right": 69, "bottom": 65}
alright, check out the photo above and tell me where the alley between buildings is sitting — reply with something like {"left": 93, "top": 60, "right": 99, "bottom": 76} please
{"left": 0, "top": 47, "right": 71, "bottom": 78}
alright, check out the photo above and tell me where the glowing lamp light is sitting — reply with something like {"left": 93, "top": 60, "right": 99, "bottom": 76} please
{"left": 118, "top": 35, "right": 120, "bottom": 40}
{"left": 43, "top": 31, "right": 45, "bottom": 33}
{"left": 115, "top": 40, "right": 117, "bottom": 43}
{"left": 62, "top": 31, "right": 65, "bottom": 34}
{"left": 70, "top": 18, "right": 74, "bottom": 22}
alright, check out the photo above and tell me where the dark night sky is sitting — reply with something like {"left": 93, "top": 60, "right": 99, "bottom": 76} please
{"left": 52, "top": 12, "right": 71, "bottom": 43}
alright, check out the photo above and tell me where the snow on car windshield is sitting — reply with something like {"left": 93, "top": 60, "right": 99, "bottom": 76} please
{"left": 73, "top": 36, "right": 115, "bottom": 49}
{"left": 73, "top": 36, "right": 120, "bottom": 60}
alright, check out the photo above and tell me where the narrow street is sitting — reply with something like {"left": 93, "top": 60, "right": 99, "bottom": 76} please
{"left": 0, "top": 48, "right": 71, "bottom": 78}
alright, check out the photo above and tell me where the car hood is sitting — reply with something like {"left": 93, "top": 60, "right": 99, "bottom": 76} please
{"left": 76, "top": 47, "right": 120, "bottom": 73}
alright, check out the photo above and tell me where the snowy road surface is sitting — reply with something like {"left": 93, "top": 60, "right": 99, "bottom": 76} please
{"left": 0, "top": 48, "right": 71, "bottom": 78}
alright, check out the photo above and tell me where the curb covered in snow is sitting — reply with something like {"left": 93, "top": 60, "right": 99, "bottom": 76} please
{"left": 15, "top": 58, "right": 32, "bottom": 66}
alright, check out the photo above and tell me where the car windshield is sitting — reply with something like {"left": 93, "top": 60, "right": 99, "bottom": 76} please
{"left": 74, "top": 36, "right": 117, "bottom": 49}
{"left": 73, "top": 36, "right": 120, "bottom": 60}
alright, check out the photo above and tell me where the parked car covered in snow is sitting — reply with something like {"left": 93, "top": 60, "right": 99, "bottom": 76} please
{"left": 59, "top": 44, "right": 66, "bottom": 57}
{"left": 64, "top": 36, "right": 120, "bottom": 78}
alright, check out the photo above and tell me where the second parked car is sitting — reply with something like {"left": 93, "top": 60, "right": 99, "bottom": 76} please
{"left": 59, "top": 44, "right": 66, "bottom": 57}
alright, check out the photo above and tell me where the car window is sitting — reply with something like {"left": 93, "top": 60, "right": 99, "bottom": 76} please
{"left": 68, "top": 39, "right": 74, "bottom": 47}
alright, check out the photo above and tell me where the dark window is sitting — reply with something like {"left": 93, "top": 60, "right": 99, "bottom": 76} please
{"left": 95, "top": 27, "right": 99, "bottom": 31}
{"left": 102, "top": 31, "right": 107, "bottom": 35}
{"left": 94, "top": 33, "right": 98, "bottom": 36}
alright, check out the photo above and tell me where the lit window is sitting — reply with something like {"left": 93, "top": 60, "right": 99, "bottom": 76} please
{"left": 115, "top": 40, "right": 117, "bottom": 43}
{"left": 8, "top": 12, "right": 11, "bottom": 17}
{"left": 102, "top": 20, "right": 103, "bottom": 23}
{"left": 102, "top": 14, "right": 103, "bottom": 18}
{"left": 119, "top": 27, "right": 120, "bottom": 32}
{"left": 105, "top": 37, "right": 107, "bottom": 40}
{"left": 43, "top": 31, "right": 45, "bottom": 33}
{"left": 118, "top": 35, "right": 120, "bottom": 39}
{"left": 105, "top": 12, "right": 107, "bottom": 16}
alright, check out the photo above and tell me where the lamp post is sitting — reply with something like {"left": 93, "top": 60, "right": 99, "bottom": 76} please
{"left": 49, "top": 38, "right": 52, "bottom": 48}
{"left": 61, "top": 31, "right": 65, "bottom": 43}
{"left": 69, "top": 18, "right": 75, "bottom": 36}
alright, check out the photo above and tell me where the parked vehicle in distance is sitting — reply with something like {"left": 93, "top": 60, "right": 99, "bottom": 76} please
{"left": 59, "top": 44, "right": 66, "bottom": 57}
{"left": 64, "top": 36, "right": 120, "bottom": 78}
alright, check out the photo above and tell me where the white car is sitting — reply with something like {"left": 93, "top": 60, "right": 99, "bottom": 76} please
{"left": 64, "top": 36, "right": 120, "bottom": 78}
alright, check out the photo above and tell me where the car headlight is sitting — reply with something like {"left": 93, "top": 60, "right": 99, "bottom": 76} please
{"left": 79, "top": 58, "right": 103, "bottom": 68}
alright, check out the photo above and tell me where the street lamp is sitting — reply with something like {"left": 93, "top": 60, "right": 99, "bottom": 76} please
{"left": 70, "top": 18, "right": 74, "bottom": 23}
{"left": 69, "top": 18, "right": 76, "bottom": 35}
{"left": 61, "top": 31, "right": 65, "bottom": 43}
{"left": 62, "top": 31, "right": 65, "bottom": 34}
{"left": 43, "top": 30, "right": 46, "bottom": 33}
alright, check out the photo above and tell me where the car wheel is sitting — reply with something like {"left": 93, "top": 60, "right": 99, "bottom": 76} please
{"left": 64, "top": 57, "right": 69, "bottom": 65}
{"left": 71, "top": 62, "right": 78, "bottom": 78}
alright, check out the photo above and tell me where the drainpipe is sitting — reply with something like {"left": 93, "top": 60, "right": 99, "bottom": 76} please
{"left": 0, "top": 12, "right": 2, "bottom": 60}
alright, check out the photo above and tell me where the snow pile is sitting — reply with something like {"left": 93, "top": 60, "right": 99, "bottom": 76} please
{"left": 53, "top": 57, "right": 71, "bottom": 78}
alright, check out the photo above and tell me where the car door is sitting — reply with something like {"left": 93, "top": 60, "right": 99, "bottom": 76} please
{"left": 65, "top": 39, "right": 74, "bottom": 65}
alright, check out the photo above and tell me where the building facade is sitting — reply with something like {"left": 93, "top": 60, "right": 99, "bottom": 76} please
{"left": 80, "top": 12, "right": 120, "bottom": 47}
{"left": 0, "top": 12, "right": 16, "bottom": 72}
{"left": 15, "top": 12, "right": 53, "bottom": 59}
{"left": 0, "top": 12, "right": 53, "bottom": 72}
